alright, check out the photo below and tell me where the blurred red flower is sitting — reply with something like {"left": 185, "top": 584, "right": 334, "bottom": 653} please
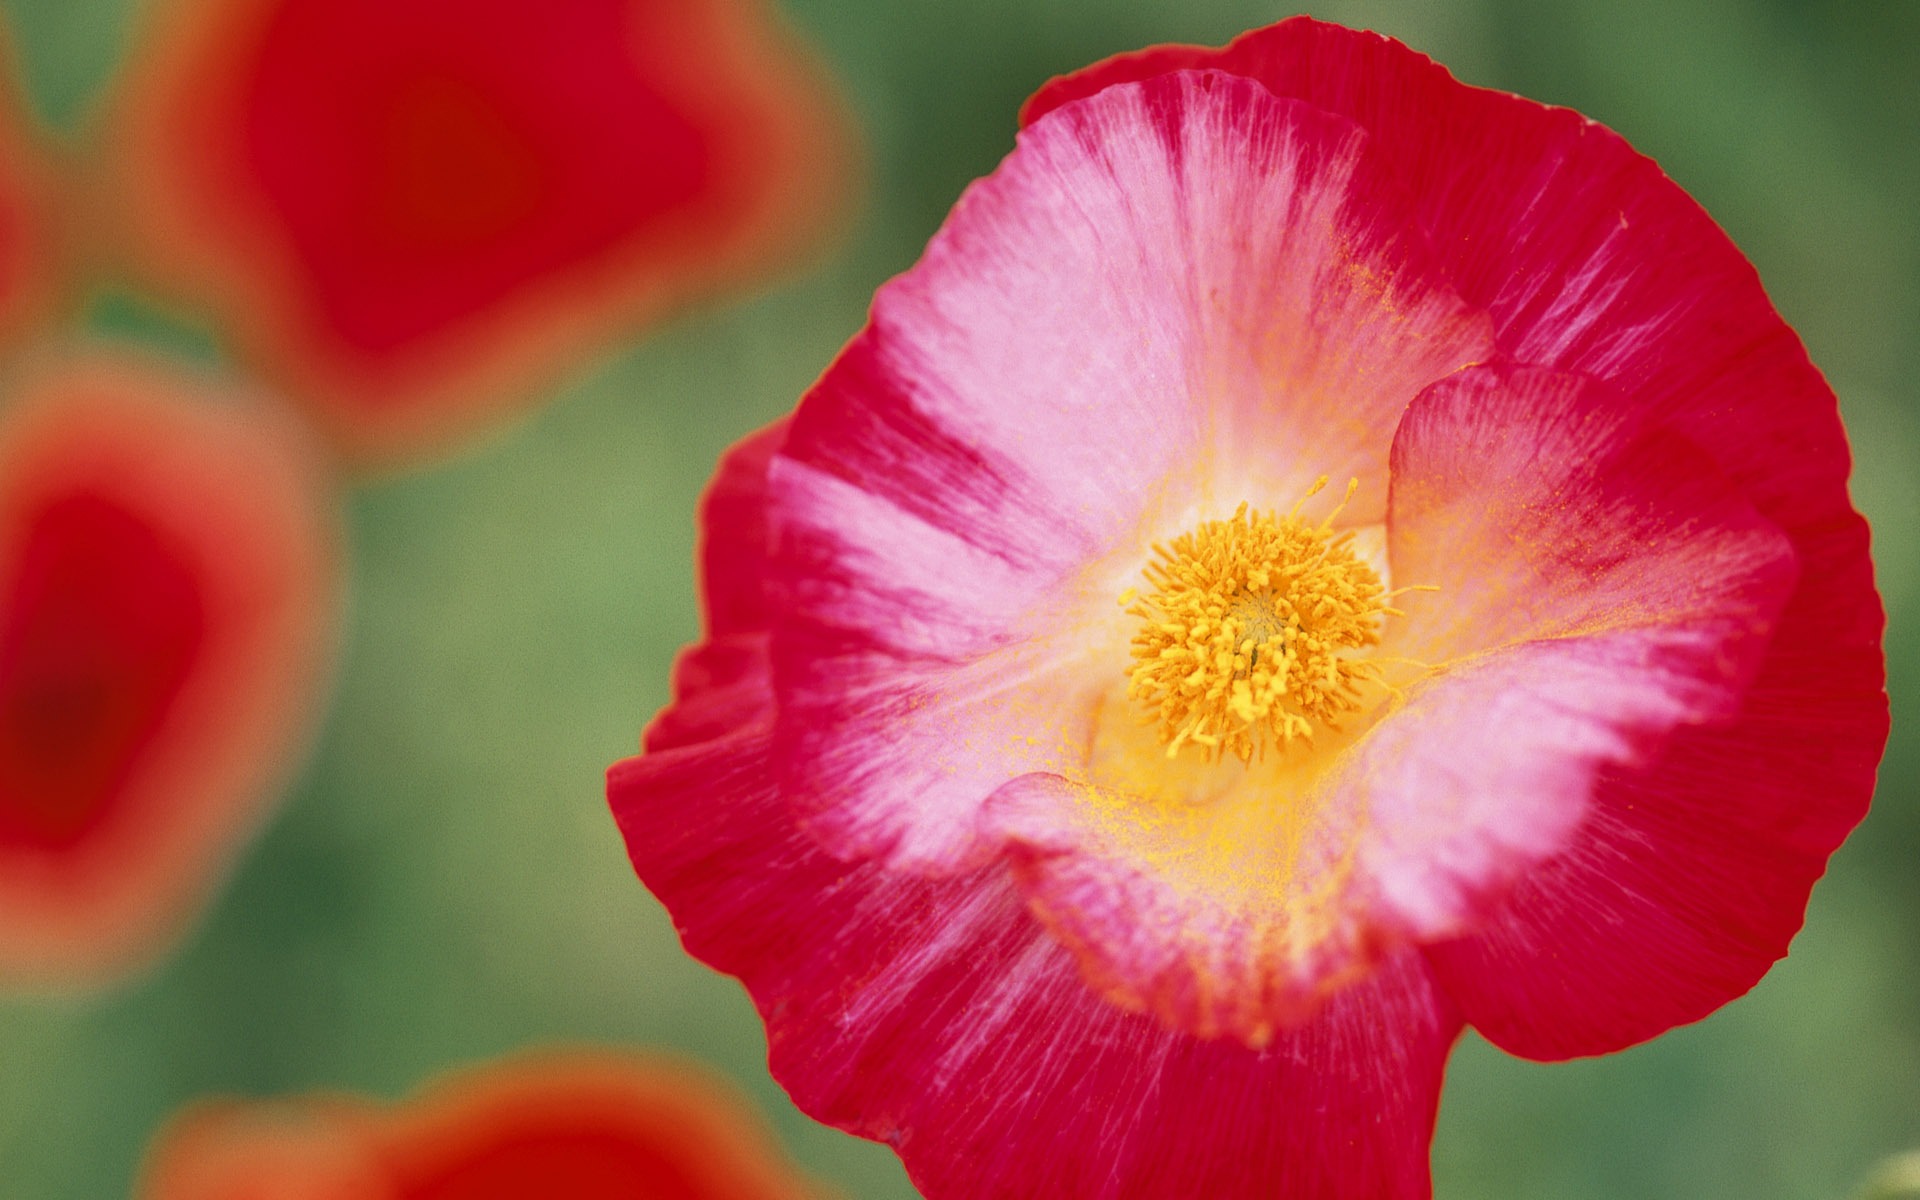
{"left": 608, "top": 17, "right": 1888, "bottom": 1198}
{"left": 103, "top": 0, "right": 853, "bottom": 468}
{"left": 136, "top": 1049, "right": 823, "bottom": 1200}
{"left": 0, "top": 25, "right": 68, "bottom": 349}
{"left": 0, "top": 355, "right": 338, "bottom": 988}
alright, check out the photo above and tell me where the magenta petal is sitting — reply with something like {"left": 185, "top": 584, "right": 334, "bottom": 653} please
{"left": 641, "top": 419, "right": 785, "bottom": 756}
{"left": 610, "top": 700, "right": 1462, "bottom": 1200}
{"left": 965, "top": 365, "right": 1799, "bottom": 1039}
{"left": 1023, "top": 16, "right": 1880, "bottom": 710}
{"left": 1029, "top": 19, "right": 1850, "bottom": 501}
{"left": 699, "top": 418, "right": 789, "bottom": 641}
{"left": 613, "top": 410, "right": 1464, "bottom": 1194}
{"left": 1028, "top": 17, "right": 1885, "bottom": 1058}
{"left": 1387, "top": 375, "right": 1878, "bottom": 1055}
{"left": 1379, "top": 361, "right": 1880, "bottom": 1056}
{"left": 770, "top": 69, "right": 1489, "bottom": 873}
{"left": 641, "top": 636, "right": 770, "bottom": 757}
{"left": 610, "top": 18, "right": 1890, "bottom": 1190}
{"left": 1386, "top": 363, "right": 1797, "bottom": 703}
{"left": 1351, "top": 361, "right": 1795, "bottom": 940}
{"left": 1422, "top": 570, "right": 1887, "bottom": 1059}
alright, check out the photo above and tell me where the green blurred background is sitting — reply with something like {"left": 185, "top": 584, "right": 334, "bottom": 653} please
{"left": 0, "top": 0, "right": 1914, "bottom": 1196}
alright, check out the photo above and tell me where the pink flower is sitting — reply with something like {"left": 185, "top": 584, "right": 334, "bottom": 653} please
{"left": 0, "top": 355, "right": 339, "bottom": 988}
{"left": 102, "top": 0, "right": 853, "bottom": 468}
{"left": 135, "top": 1048, "right": 822, "bottom": 1200}
{"left": 608, "top": 18, "right": 1887, "bottom": 1198}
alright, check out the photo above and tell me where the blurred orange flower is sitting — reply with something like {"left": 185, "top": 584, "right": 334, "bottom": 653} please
{"left": 101, "top": 0, "right": 854, "bottom": 468}
{"left": 136, "top": 1049, "right": 824, "bottom": 1200}
{"left": 0, "top": 354, "right": 339, "bottom": 988}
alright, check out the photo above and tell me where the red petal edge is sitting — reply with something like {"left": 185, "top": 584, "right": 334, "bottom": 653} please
{"left": 611, "top": 423, "right": 1461, "bottom": 1199}
{"left": 611, "top": 714, "right": 1461, "bottom": 1200}
{"left": 641, "top": 418, "right": 786, "bottom": 756}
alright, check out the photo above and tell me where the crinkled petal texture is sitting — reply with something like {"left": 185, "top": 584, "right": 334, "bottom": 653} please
{"left": 618, "top": 720, "right": 1459, "bottom": 1200}
{"left": 104, "top": 0, "right": 853, "bottom": 468}
{"left": 1022, "top": 16, "right": 1884, "bottom": 1059}
{"left": 0, "top": 357, "right": 339, "bottom": 988}
{"left": 624, "top": 429, "right": 1462, "bottom": 1197}
{"left": 135, "top": 1049, "right": 821, "bottom": 1200}
{"left": 772, "top": 68, "right": 1491, "bottom": 873}
{"left": 852, "top": 358, "right": 1796, "bottom": 1045}
{"left": 612, "top": 16, "right": 1885, "bottom": 1200}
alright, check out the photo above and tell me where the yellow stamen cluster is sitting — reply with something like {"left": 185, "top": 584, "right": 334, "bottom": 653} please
{"left": 1124, "top": 480, "right": 1387, "bottom": 763}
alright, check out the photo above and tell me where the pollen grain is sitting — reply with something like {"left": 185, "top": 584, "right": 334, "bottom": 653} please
{"left": 1125, "top": 478, "right": 1388, "bottom": 763}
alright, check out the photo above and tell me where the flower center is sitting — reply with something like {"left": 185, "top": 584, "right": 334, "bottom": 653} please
{"left": 1123, "top": 479, "right": 1387, "bottom": 763}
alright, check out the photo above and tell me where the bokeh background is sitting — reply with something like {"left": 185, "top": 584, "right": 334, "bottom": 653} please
{"left": 0, "top": 0, "right": 1915, "bottom": 1196}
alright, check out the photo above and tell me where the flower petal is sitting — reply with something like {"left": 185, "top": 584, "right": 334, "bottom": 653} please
{"left": 1422, "top": 568, "right": 1887, "bottom": 1059}
{"left": 1025, "top": 14, "right": 1886, "bottom": 1056}
{"left": 771, "top": 68, "right": 1490, "bottom": 872}
{"left": 982, "top": 365, "right": 1798, "bottom": 1042}
{"left": 136, "top": 1100, "right": 389, "bottom": 1200}
{"left": 1023, "top": 15, "right": 1879, "bottom": 687}
{"left": 700, "top": 418, "right": 790, "bottom": 641}
{"left": 0, "top": 25, "right": 63, "bottom": 351}
{"left": 643, "top": 634, "right": 772, "bottom": 756}
{"left": 136, "top": 1052, "right": 820, "bottom": 1200}
{"left": 610, "top": 698, "right": 1462, "bottom": 1200}
{"left": 1339, "top": 360, "right": 1805, "bottom": 939}
{"left": 985, "top": 764, "right": 1391, "bottom": 1043}
{"left": 105, "top": 0, "right": 853, "bottom": 467}
{"left": 1386, "top": 365, "right": 1795, "bottom": 670}
{"left": 643, "top": 418, "right": 787, "bottom": 755}
{"left": 369, "top": 1052, "right": 819, "bottom": 1200}
{"left": 0, "top": 357, "right": 340, "bottom": 987}
{"left": 1389, "top": 363, "right": 1875, "bottom": 1056}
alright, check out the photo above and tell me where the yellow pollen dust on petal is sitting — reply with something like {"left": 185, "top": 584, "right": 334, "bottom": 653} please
{"left": 1124, "top": 477, "right": 1389, "bottom": 764}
